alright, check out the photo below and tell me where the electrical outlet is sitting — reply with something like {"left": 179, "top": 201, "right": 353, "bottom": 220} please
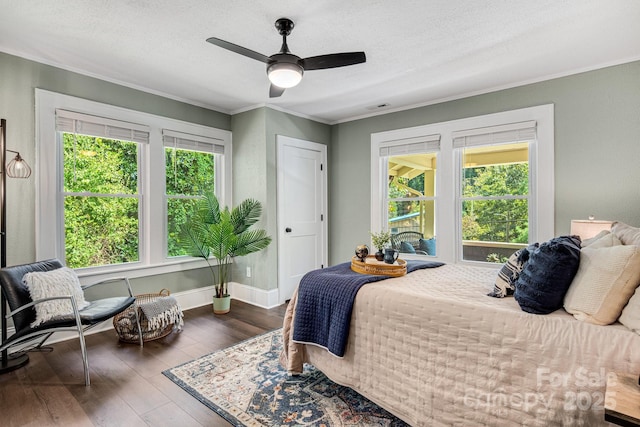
{"left": 246, "top": 266, "right": 252, "bottom": 278}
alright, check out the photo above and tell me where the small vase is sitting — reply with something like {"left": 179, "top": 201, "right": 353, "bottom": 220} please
{"left": 213, "top": 295, "right": 231, "bottom": 314}
{"left": 375, "top": 250, "right": 384, "bottom": 261}
{"left": 384, "top": 248, "right": 399, "bottom": 264}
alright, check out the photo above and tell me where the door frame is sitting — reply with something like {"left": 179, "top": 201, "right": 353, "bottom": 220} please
{"left": 276, "top": 135, "right": 328, "bottom": 303}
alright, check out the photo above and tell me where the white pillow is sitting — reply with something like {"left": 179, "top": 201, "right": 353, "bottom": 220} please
{"left": 564, "top": 244, "right": 640, "bottom": 325}
{"left": 584, "top": 232, "right": 621, "bottom": 249}
{"left": 581, "top": 230, "right": 614, "bottom": 248}
{"left": 23, "top": 267, "right": 90, "bottom": 327}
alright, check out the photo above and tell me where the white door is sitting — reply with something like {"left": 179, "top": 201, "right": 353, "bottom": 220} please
{"left": 277, "top": 135, "right": 327, "bottom": 303}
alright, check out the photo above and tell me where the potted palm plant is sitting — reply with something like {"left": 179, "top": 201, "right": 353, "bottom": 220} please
{"left": 178, "top": 191, "right": 272, "bottom": 314}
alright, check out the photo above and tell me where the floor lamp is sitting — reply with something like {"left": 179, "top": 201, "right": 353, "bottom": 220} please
{"left": 1, "top": 118, "right": 32, "bottom": 373}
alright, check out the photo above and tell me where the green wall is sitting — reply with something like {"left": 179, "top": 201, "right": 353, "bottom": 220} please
{"left": 329, "top": 60, "right": 640, "bottom": 263}
{"left": 230, "top": 107, "right": 331, "bottom": 291}
{"left": 230, "top": 108, "right": 271, "bottom": 290}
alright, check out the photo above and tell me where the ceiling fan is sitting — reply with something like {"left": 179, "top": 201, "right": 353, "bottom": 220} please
{"left": 206, "top": 18, "right": 366, "bottom": 98}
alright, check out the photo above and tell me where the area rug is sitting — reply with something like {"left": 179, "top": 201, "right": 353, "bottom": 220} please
{"left": 163, "top": 329, "right": 409, "bottom": 426}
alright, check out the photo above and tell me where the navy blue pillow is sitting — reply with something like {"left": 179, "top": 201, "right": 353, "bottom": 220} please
{"left": 419, "top": 237, "right": 436, "bottom": 256}
{"left": 399, "top": 241, "right": 416, "bottom": 254}
{"left": 514, "top": 235, "right": 581, "bottom": 314}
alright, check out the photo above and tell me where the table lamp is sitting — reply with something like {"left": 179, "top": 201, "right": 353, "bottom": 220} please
{"left": 570, "top": 216, "right": 613, "bottom": 240}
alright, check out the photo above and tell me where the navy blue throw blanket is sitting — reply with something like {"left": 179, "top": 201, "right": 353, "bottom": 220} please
{"left": 292, "top": 260, "right": 444, "bottom": 357}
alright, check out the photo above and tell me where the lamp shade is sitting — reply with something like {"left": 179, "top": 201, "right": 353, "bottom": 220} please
{"left": 570, "top": 219, "right": 613, "bottom": 240}
{"left": 6, "top": 152, "right": 31, "bottom": 179}
{"left": 267, "top": 62, "right": 303, "bottom": 88}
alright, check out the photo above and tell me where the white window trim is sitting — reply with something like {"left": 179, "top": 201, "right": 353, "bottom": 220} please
{"left": 35, "top": 89, "right": 232, "bottom": 281}
{"left": 371, "top": 104, "right": 554, "bottom": 264}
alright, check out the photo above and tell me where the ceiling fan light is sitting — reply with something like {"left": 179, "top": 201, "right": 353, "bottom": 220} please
{"left": 267, "top": 62, "right": 303, "bottom": 88}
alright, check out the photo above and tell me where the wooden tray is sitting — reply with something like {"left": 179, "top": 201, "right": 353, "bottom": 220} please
{"left": 351, "top": 255, "right": 407, "bottom": 277}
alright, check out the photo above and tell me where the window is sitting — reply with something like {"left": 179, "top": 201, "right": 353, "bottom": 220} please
{"left": 36, "top": 90, "right": 232, "bottom": 279}
{"left": 371, "top": 105, "right": 554, "bottom": 264}
{"left": 459, "top": 142, "right": 530, "bottom": 262}
{"left": 453, "top": 121, "right": 536, "bottom": 262}
{"left": 381, "top": 135, "right": 440, "bottom": 256}
{"left": 56, "top": 110, "right": 149, "bottom": 269}
{"left": 164, "top": 131, "right": 221, "bottom": 257}
{"left": 388, "top": 153, "right": 437, "bottom": 237}
{"left": 62, "top": 131, "right": 141, "bottom": 268}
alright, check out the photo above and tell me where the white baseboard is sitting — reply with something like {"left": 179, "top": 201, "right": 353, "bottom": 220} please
{"left": 228, "top": 281, "right": 280, "bottom": 309}
{"left": 5, "top": 283, "right": 278, "bottom": 349}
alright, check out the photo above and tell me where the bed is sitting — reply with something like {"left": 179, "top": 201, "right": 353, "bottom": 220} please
{"left": 280, "top": 262, "right": 640, "bottom": 426}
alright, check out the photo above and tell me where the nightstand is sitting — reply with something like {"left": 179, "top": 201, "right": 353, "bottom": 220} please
{"left": 605, "top": 372, "right": 640, "bottom": 427}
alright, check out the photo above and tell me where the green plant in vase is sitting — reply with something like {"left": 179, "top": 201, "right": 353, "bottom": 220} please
{"left": 178, "top": 191, "right": 272, "bottom": 314}
{"left": 370, "top": 230, "right": 391, "bottom": 261}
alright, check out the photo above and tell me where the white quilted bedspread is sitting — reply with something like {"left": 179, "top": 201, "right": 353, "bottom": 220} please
{"left": 281, "top": 264, "right": 640, "bottom": 426}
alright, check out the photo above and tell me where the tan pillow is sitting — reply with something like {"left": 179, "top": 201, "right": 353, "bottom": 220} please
{"left": 611, "top": 221, "right": 640, "bottom": 246}
{"left": 564, "top": 244, "right": 640, "bottom": 325}
{"left": 620, "top": 287, "right": 640, "bottom": 334}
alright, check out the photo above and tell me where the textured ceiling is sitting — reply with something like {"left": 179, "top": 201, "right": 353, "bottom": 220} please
{"left": 1, "top": 0, "right": 639, "bottom": 123}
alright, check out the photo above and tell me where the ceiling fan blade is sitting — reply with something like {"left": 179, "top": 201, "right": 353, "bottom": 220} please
{"left": 301, "top": 52, "right": 366, "bottom": 70}
{"left": 206, "top": 37, "right": 270, "bottom": 63}
{"left": 269, "top": 84, "right": 286, "bottom": 98}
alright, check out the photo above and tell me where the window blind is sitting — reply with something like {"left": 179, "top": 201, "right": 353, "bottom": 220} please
{"left": 55, "top": 109, "right": 150, "bottom": 143}
{"left": 379, "top": 134, "right": 440, "bottom": 156}
{"left": 452, "top": 120, "right": 536, "bottom": 148}
{"left": 162, "top": 129, "right": 224, "bottom": 154}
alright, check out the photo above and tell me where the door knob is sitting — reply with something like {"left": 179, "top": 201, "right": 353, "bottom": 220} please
{"left": 285, "top": 227, "right": 292, "bottom": 233}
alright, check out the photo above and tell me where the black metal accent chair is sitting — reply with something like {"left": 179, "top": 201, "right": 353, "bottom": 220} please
{"left": 390, "top": 231, "right": 428, "bottom": 255}
{"left": 0, "top": 259, "right": 142, "bottom": 386}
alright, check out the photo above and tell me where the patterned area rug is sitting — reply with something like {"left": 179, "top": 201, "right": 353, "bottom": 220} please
{"left": 163, "top": 329, "right": 409, "bottom": 426}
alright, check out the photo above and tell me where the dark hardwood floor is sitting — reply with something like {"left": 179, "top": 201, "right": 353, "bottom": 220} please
{"left": 0, "top": 300, "right": 287, "bottom": 427}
